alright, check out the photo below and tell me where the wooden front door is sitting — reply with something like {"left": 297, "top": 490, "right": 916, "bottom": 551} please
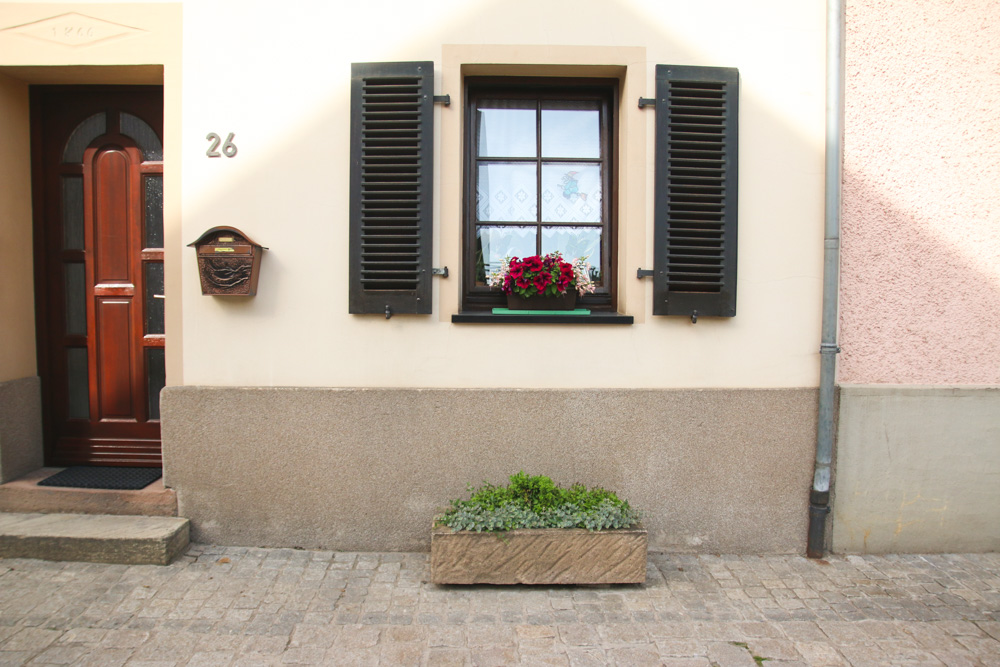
{"left": 32, "top": 87, "right": 165, "bottom": 466}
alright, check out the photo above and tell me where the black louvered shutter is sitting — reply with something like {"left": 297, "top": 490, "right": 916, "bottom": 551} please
{"left": 652, "top": 65, "right": 738, "bottom": 317}
{"left": 349, "top": 62, "right": 433, "bottom": 315}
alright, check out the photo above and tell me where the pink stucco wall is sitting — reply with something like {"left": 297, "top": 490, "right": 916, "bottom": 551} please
{"left": 839, "top": 0, "right": 1000, "bottom": 384}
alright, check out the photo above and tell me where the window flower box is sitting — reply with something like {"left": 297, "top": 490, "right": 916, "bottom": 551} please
{"left": 505, "top": 290, "right": 577, "bottom": 311}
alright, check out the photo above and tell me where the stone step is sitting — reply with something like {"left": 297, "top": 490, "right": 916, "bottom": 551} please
{"left": 0, "top": 468, "right": 177, "bottom": 517}
{"left": 0, "top": 512, "right": 189, "bottom": 565}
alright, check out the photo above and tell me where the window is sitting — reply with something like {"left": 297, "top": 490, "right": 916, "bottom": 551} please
{"left": 348, "top": 61, "right": 738, "bottom": 320}
{"left": 462, "top": 78, "right": 617, "bottom": 311}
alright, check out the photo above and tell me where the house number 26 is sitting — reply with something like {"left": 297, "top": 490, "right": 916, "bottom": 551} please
{"left": 206, "top": 132, "right": 238, "bottom": 158}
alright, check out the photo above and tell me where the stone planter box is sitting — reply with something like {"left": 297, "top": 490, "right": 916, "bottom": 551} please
{"left": 430, "top": 524, "right": 647, "bottom": 585}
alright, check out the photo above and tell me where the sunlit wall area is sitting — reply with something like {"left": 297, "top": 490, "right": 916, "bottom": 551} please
{"left": 177, "top": 0, "right": 826, "bottom": 390}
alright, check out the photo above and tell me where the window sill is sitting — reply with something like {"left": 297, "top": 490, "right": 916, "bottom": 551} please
{"left": 451, "top": 312, "right": 633, "bottom": 324}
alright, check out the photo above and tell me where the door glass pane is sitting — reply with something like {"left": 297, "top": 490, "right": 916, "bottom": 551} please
{"left": 120, "top": 113, "right": 163, "bottom": 161}
{"left": 65, "top": 263, "right": 87, "bottom": 335}
{"left": 541, "top": 226, "right": 603, "bottom": 285}
{"left": 145, "top": 263, "right": 165, "bottom": 335}
{"left": 541, "top": 103, "right": 601, "bottom": 158}
{"left": 541, "top": 163, "right": 602, "bottom": 223}
{"left": 146, "top": 348, "right": 165, "bottom": 421}
{"left": 476, "top": 163, "right": 537, "bottom": 222}
{"left": 62, "top": 113, "right": 106, "bottom": 163}
{"left": 477, "top": 102, "right": 536, "bottom": 158}
{"left": 475, "top": 225, "right": 537, "bottom": 285}
{"left": 67, "top": 348, "right": 89, "bottom": 420}
{"left": 143, "top": 175, "right": 164, "bottom": 249}
{"left": 61, "top": 176, "right": 85, "bottom": 250}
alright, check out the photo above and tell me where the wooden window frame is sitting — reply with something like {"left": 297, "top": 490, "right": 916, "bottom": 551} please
{"left": 461, "top": 77, "right": 619, "bottom": 312}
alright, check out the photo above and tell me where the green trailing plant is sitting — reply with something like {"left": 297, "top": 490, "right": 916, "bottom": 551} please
{"left": 436, "top": 472, "right": 641, "bottom": 533}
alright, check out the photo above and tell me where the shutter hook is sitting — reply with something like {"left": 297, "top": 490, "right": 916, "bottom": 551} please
{"left": 385, "top": 305, "right": 392, "bottom": 320}
{"left": 691, "top": 310, "right": 698, "bottom": 324}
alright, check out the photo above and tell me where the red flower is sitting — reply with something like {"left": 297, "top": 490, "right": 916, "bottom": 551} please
{"left": 522, "top": 256, "right": 543, "bottom": 271}
{"left": 493, "top": 252, "right": 582, "bottom": 297}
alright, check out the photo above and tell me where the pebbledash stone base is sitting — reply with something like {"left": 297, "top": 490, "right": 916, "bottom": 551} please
{"left": 430, "top": 524, "right": 647, "bottom": 585}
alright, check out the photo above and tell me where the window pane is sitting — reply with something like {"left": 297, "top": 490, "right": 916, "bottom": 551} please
{"left": 476, "top": 163, "right": 537, "bottom": 222}
{"left": 120, "top": 112, "right": 163, "bottom": 161}
{"left": 541, "top": 163, "right": 602, "bottom": 223}
{"left": 475, "top": 225, "right": 537, "bottom": 285}
{"left": 61, "top": 176, "right": 84, "bottom": 250}
{"left": 147, "top": 348, "right": 165, "bottom": 421}
{"left": 62, "top": 113, "right": 106, "bottom": 163}
{"left": 541, "top": 226, "right": 603, "bottom": 285}
{"left": 143, "top": 174, "right": 164, "bottom": 249}
{"left": 541, "top": 103, "right": 600, "bottom": 158}
{"left": 65, "top": 263, "right": 87, "bottom": 335}
{"left": 477, "top": 102, "right": 536, "bottom": 158}
{"left": 145, "top": 263, "right": 165, "bottom": 335}
{"left": 67, "top": 348, "right": 89, "bottom": 420}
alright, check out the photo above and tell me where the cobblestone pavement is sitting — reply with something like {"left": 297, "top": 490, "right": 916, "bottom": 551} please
{"left": 0, "top": 547, "right": 998, "bottom": 666}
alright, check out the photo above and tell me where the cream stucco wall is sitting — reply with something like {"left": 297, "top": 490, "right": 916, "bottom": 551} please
{"left": 177, "top": 0, "right": 826, "bottom": 389}
{"left": 0, "top": 71, "right": 34, "bottom": 383}
{"left": 840, "top": 0, "right": 1000, "bottom": 384}
{"left": 0, "top": 1, "right": 826, "bottom": 391}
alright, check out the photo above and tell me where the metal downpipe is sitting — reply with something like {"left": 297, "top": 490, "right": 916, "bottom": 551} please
{"left": 808, "top": 0, "right": 845, "bottom": 559}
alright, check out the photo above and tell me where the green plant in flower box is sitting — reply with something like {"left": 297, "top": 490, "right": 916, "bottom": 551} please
{"left": 435, "top": 472, "right": 641, "bottom": 533}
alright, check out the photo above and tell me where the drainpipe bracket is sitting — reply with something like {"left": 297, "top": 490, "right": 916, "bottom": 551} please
{"left": 810, "top": 489, "right": 830, "bottom": 506}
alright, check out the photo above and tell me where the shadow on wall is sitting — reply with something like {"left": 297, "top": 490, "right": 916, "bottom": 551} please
{"left": 838, "top": 0, "right": 1000, "bottom": 385}
{"left": 839, "top": 172, "right": 1000, "bottom": 384}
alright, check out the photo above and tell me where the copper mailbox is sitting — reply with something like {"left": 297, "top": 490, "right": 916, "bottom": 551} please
{"left": 188, "top": 226, "right": 266, "bottom": 296}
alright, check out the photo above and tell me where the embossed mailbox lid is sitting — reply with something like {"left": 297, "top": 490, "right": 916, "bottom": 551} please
{"left": 188, "top": 226, "right": 267, "bottom": 296}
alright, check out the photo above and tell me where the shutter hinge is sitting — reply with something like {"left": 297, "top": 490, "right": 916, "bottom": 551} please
{"left": 638, "top": 97, "right": 656, "bottom": 109}
{"left": 431, "top": 267, "right": 449, "bottom": 278}
{"left": 636, "top": 268, "right": 654, "bottom": 279}
{"left": 433, "top": 95, "right": 451, "bottom": 106}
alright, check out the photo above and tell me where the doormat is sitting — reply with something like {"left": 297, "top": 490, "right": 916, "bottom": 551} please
{"left": 37, "top": 466, "right": 163, "bottom": 490}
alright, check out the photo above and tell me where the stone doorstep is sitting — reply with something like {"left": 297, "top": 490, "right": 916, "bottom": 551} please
{"left": 430, "top": 525, "right": 648, "bottom": 585}
{"left": 0, "top": 467, "right": 178, "bottom": 517}
{"left": 0, "top": 512, "right": 190, "bottom": 565}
